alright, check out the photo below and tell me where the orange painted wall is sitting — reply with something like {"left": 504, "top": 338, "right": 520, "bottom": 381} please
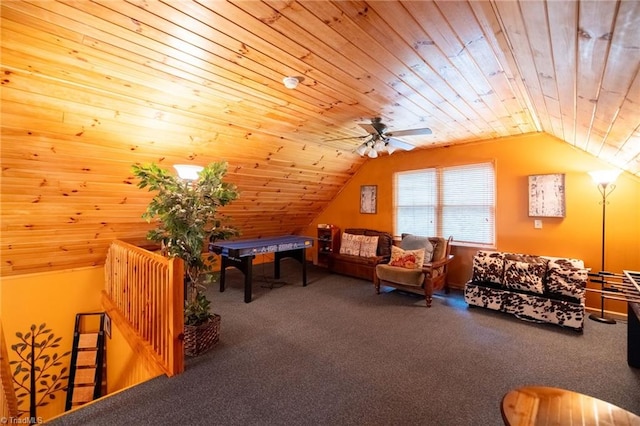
{"left": 303, "top": 133, "right": 640, "bottom": 315}
{"left": 1, "top": 265, "right": 168, "bottom": 421}
{"left": 1, "top": 267, "right": 103, "bottom": 422}
{"left": 104, "top": 319, "right": 163, "bottom": 395}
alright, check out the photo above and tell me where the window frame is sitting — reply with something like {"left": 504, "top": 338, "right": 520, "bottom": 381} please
{"left": 393, "top": 161, "right": 496, "bottom": 248}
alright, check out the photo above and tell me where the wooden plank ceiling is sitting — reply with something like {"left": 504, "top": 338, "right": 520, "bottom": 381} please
{"left": 1, "top": 0, "right": 639, "bottom": 276}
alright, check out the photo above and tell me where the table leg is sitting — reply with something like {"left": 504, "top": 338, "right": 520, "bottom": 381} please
{"left": 274, "top": 248, "right": 307, "bottom": 286}
{"left": 219, "top": 255, "right": 254, "bottom": 303}
{"left": 302, "top": 248, "right": 307, "bottom": 286}
{"left": 244, "top": 256, "right": 253, "bottom": 303}
{"left": 629, "top": 302, "right": 640, "bottom": 368}
{"left": 219, "top": 256, "right": 227, "bottom": 293}
{"left": 274, "top": 251, "right": 282, "bottom": 280}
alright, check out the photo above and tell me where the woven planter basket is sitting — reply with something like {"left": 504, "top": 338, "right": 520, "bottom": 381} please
{"left": 184, "top": 313, "right": 221, "bottom": 357}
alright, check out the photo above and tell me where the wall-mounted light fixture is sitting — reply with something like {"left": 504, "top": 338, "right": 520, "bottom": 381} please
{"left": 282, "top": 76, "right": 299, "bottom": 90}
{"left": 588, "top": 168, "right": 622, "bottom": 324}
{"left": 173, "top": 164, "right": 204, "bottom": 181}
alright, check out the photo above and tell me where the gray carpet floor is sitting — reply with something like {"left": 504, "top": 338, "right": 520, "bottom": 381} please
{"left": 52, "top": 261, "right": 640, "bottom": 425}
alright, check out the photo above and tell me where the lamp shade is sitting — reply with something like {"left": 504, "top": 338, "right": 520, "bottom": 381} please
{"left": 588, "top": 169, "right": 621, "bottom": 185}
{"left": 173, "top": 164, "right": 204, "bottom": 181}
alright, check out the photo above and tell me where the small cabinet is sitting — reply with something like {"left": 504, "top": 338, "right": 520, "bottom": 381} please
{"left": 317, "top": 225, "right": 340, "bottom": 268}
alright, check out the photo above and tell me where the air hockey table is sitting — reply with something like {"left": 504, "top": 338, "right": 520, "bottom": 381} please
{"left": 209, "top": 235, "right": 314, "bottom": 303}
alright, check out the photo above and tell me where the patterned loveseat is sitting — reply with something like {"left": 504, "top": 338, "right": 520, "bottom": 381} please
{"left": 328, "top": 228, "right": 393, "bottom": 282}
{"left": 464, "top": 251, "right": 588, "bottom": 331}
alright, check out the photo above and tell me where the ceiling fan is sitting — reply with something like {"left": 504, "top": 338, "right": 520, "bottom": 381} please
{"left": 331, "top": 117, "right": 432, "bottom": 158}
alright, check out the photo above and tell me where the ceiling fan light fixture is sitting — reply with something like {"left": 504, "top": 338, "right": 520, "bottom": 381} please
{"left": 282, "top": 76, "right": 299, "bottom": 89}
{"left": 356, "top": 142, "right": 368, "bottom": 156}
{"left": 349, "top": 118, "right": 431, "bottom": 158}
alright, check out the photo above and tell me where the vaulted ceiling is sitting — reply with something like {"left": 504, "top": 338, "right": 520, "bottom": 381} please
{"left": 1, "top": 1, "right": 639, "bottom": 276}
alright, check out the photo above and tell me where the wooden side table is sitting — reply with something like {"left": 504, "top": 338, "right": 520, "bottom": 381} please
{"left": 501, "top": 386, "right": 640, "bottom": 426}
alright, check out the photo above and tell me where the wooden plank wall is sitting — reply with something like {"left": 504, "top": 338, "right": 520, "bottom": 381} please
{"left": 0, "top": 1, "right": 358, "bottom": 276}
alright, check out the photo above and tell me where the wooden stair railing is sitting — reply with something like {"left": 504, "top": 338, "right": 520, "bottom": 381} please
{"left": 103, "top": 241, "right": 184, "bottom": 376}
{"left": 0, "top": 320, "right": 20, "bottom": 419}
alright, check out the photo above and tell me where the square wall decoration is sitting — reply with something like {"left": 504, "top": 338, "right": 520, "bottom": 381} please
{"left": 528, "top": 173, "right": 566, "bottom": 217}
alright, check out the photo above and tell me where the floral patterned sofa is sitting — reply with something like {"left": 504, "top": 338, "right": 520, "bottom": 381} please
{"left": 464, "top": 251, "right": 588, "bottom": 331}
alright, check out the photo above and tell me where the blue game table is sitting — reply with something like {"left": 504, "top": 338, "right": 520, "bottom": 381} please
{"left": 209, "top": 235, "right": 314, "bottom": 303}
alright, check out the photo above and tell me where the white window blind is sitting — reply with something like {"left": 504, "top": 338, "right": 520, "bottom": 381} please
{"left": 394, "top": 169, "right": 437, "bottom": 237}
{"left": 394, "top": 162, "right": 495, "bottom": 246}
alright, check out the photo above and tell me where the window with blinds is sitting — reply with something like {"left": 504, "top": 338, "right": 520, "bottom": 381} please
{"left": 394, "top": 162, "right": 495, "bottom": 246}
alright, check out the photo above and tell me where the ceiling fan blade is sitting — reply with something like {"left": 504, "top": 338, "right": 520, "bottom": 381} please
{"left": 358, "top": 123, "right": 379, "bottom": 134}
{"left": 386, "top": 137, "right": 416, "bottom": 150}
{"left": 385, "top": 127, "right": 432, "bottom": 137}
{"left": 324, "top": 135, "right": 369, "bottom": 142}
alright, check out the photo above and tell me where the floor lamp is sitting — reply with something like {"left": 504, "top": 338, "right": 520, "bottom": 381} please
{"left": 588, "top": 169, "right": 621, "bottom": 324}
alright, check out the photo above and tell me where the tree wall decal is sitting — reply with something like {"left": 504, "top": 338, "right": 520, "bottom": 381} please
{"left": 10, "top": 323, "right": 71, "bottom": 422}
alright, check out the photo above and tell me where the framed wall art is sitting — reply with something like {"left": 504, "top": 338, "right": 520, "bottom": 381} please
{"left": 528, "top": 173, "right": 566, "bottom": 217}
{"left": 360, "top": 185, "right": 377, "bottom": 214}
{"left": 104, "top": 312, "right": 112, "bottom": 338}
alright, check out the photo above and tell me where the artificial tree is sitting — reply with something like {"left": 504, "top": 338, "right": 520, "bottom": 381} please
{"left": 132, "top": 162, "right": 239, "bottom": 331}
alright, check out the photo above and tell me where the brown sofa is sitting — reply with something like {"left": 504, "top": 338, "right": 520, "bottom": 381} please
{"left": 328, "top": 228, "right": 393, "bottom": 282}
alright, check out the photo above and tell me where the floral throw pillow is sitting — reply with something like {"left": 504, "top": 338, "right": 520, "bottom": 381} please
{"left": 339, "top": 233, "right": 363, "bottom": 256}
{"left": 388, "top": 246, "right": 425, "bottom": 269}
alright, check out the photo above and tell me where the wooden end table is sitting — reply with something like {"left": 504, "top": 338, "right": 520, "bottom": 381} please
{"left": 501, "top": 386, "right": 640, "bottom": 426}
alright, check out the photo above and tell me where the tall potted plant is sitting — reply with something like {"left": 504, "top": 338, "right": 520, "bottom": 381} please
{"left": 132, "top": 161, "right": 239, "bottom": 356}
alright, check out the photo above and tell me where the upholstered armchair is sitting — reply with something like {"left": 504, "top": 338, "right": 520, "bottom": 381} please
{"left": 374, "top": 235, "right": 454, "bottom": 307}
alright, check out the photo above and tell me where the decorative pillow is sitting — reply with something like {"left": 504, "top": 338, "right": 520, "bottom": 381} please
{"left": 546, "top": 262, "right": 589, "bottom": 299}
{"left": 400, "top": 234, "right": 434, "bottom": 263}
{"left": 359, "top": 235, "right": 379, "bottom": 257}
{"left": 472, "top": 251, "right": 505, "bottom": 284}
{"left": 503, "top": 254, "right": 548, "bottom": 294}
{"left": 339, "top": 233, "right": 363, "bottom": 256}
{"left": 543, "top": 256, "right": 584, "bottom": 270}
{"left": 388, "top": 245, "right": 425, "bottom": 269}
